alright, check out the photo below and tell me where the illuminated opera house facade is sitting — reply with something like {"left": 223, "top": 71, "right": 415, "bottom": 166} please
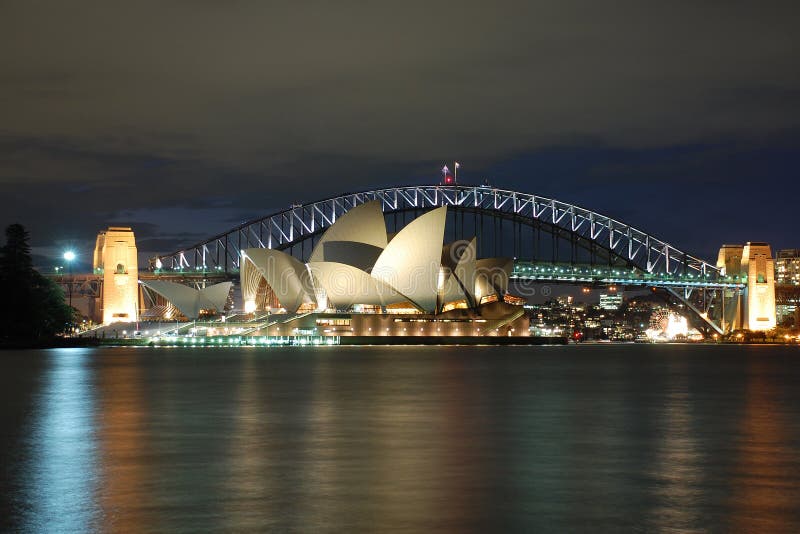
{"left": 239, "top": 201, "right": 529, "bottom": 337}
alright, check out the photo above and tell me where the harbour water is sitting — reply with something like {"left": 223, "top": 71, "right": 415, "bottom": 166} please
{"left": 2, "top": 344, "right": 800, "bottom": 532}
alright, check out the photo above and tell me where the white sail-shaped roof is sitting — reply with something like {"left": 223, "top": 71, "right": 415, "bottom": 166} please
{"left": 309, "top": 200, "right": 388, "bottom": 264}
{"left": 439, "top": 267, "right": 465, "bottom": 307}
{"left": 311, "top": 241, "right": 384, "bottom": 271}
{"left": 474, "top": 258, "right": 513, "bottom": 302}
{"left": 308, "top": 261, "right": 407, "bottom": 309}
{"left": 201, "top": 282, "right": 234, "bottom": 312}
{"left": 454, "top": 237, "right": 477, "bottom": 304}
{"left": 235, "top": 205, "right": 513, "bottom": 314}
{"left": 372, "top": 206, "right": 447, "bottom": 312}
{"left": 440, "top": 237, "right": 478, "bottom": 306}
{"left": 240, "top": 248, "right": 315, "bottom": 313}
{"left": 142, "top": 280, "right": 232, "bottom": 319}
{"left": 438, "top": 238, "right": 478, "bottom": 307}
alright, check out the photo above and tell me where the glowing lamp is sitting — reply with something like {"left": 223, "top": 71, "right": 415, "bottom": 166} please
{"left": 63, "top": 250, "right": 76, "bottom": 262}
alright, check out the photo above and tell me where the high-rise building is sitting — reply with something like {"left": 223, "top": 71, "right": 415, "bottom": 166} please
{"left": 776, "top": 249, "right": 800, "bottom": 285}
{"left": 775, "top": 249, "right": 800, "bottom": 324}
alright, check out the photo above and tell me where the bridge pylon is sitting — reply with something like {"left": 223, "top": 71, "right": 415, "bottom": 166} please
{"left": 94, "top": 227, "right": 140, "bottom": 324}
{"left": 716, "top": 242, "right": 776, "bottom": 332}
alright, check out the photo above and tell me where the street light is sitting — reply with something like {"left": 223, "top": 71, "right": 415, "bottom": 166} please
{"left": 63, "top": 250, "right": 76, "bottom": 309}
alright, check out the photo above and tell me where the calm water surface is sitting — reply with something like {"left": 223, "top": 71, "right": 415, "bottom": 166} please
{"left": 2, "top": 344, "right": 800, "bottom": 533}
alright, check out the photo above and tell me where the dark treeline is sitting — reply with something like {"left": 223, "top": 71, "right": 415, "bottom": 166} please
{"left": 0, "top": 224, "right": 73, "bottom": 347}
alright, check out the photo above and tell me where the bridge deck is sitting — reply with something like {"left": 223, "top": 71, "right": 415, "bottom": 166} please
{"left": 511, "top": 262, "right": 746, "bottom": 289}
{"left": 49, "top": 260, "right": 747, "bottom": 290}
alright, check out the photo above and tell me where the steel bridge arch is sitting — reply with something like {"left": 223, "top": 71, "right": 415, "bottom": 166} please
{"left": 151, "top": 184, "right": 719, "bottom": 279}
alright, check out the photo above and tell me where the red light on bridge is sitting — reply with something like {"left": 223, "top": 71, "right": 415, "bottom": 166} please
{"left": 444, "top": 175, "right": 455, "bottom": 184}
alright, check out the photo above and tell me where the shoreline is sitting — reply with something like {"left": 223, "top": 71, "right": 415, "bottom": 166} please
{"left": 5, "top": 337, "right": 800, "bottom": 349}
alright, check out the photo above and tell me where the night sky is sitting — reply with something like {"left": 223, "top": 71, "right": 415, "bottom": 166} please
{"left": 1, "top": 2, "right": 798, "bottom": 269}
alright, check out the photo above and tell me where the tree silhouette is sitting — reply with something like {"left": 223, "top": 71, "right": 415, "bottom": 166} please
{"left": 0, "top": 224, "right": 73, "bottom": 345}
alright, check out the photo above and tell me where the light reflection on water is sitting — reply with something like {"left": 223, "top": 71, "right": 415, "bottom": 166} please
{"left": 21, "top": 348, "right": 100, "bottom": 533}
{"left": 2, "top": 344, "right": 800, "bottom": 532}
{"left": 646, "top": 362, "right": 703, "bottom": 532}
{"left": 729, "top": 357, "right": 798, "bottom": 532}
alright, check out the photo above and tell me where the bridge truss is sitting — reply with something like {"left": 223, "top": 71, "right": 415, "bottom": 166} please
{"left": 153, "top": 185, "right": 719, "bottom": 274}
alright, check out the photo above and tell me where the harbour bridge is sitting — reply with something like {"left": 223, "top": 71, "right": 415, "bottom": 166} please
{"left": 148, "top": 184, "right": 751, "bottom": 334}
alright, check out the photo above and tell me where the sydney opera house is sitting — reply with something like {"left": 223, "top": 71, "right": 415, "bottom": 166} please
{"left": 238, "top": 201, "right": 528, "bottom": 337}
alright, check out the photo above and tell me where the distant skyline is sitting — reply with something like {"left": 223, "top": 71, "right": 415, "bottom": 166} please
{"left": 1, "top": 2, "right": 798, "bottom": 268}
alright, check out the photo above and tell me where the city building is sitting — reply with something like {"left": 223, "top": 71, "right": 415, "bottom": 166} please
{"left": 599, "top": 293, "right": 623, "bottom": 310}
{"left": 776, "top": 249, "right": 800, "bottom": 285}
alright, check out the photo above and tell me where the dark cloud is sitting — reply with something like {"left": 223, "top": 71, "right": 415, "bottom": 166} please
{"left": 1, "top": 1, "right": 798, "bottom": 265}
